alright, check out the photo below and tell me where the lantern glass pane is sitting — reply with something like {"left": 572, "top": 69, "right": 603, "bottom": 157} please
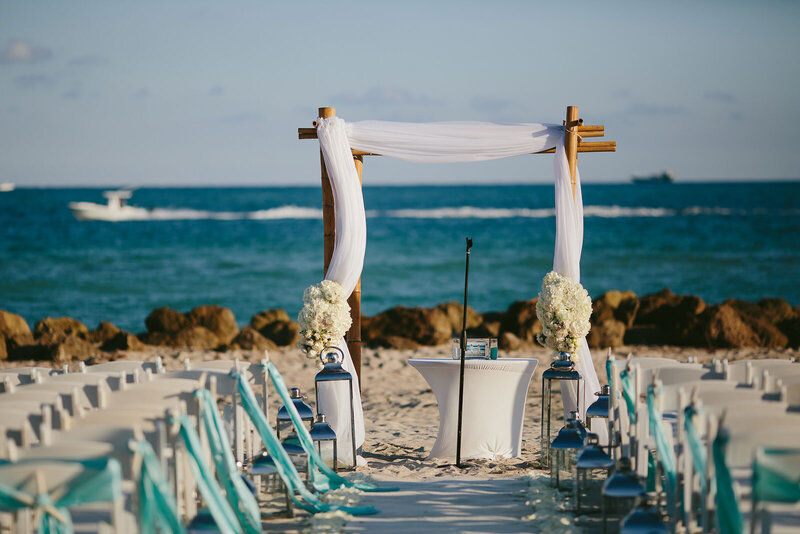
{"left": 316, "top": 378, "right": 356, "bottom": 468}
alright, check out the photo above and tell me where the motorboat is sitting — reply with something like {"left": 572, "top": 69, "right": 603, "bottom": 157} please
{"left": 69, "top": 190, "right": 149, "bottom": 221}
{"left": 0, "top": 182, "right": 14, "bottom": 192}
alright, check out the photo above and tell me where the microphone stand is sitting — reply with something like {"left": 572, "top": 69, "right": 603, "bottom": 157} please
{"left": 455, "top": 237, "right": 473, "bottom": 468}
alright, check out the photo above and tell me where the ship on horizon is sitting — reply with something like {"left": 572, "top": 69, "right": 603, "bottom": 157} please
{"left": 631, "top": 170, "right": 674, "bottom": 184}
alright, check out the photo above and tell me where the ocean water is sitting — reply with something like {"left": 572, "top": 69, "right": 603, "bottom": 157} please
{"left": 1, "top": 182, "right": 798, "bottom": 333}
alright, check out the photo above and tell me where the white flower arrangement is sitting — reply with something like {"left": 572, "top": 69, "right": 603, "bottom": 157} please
{"left": 297, "top": 280, "right": 352, "bottom": 360}
{"left": 535, "top": 271, "right": 592, "bottom": 362}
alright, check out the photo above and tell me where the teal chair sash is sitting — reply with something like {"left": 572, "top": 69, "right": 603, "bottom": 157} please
{"left": 130, "top": 440, "right": 187, "bottom": 534}
{"left": 620, "top": 368, "right": 637, "bottom": 424}
{"left": 195, "top": 388, "right": 262, "bottom": 534}
{"left": 233, "top": 371, "right": 378, "bottom": 515}
{"left": 175, "top": 413, "right": 244, "bottom": 534}
{"left": 0, "top": 457, "right": 122, "bottom": 534}
{"left": 753, "top": 448, "right": 800, "bottom": 504}
{"left": 684, "top": 404, "right": 708, "bottom": 495}
{"left": 264, "top": 362, "right": 396, "bottom": 493}
{"left": 647, "top": 383, "right": 678, "bottom": 520}
{"left": 711, "top": 429, "right": 743, "bottom": 534}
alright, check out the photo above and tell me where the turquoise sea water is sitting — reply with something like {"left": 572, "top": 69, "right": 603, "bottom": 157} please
{"left": 1, "top": 182, "right": 798, "bottom": 333}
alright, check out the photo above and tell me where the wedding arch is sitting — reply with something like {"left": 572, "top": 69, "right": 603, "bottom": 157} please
{"left": 298, "top": 105, "right": 616, "bottom": 461}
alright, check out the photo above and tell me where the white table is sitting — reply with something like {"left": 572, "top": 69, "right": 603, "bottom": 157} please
{"left": 409, "top": 358, "right": 538, "bottom": 460}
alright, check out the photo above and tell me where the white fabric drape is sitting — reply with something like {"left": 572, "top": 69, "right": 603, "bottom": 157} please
{"left": 315, "top": 117, "right": 367, "bottom": 466}
{"left": 552, "top": 135, "right": 605, "bottom": 441}
{"left": 347, "top": 120, "right": 562, "bottom": 162}
{"left": 314, "top": 117, "right": 605, "bottom": 456}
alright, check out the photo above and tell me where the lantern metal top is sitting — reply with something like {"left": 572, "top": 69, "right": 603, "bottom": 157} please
{"left": 543, "top": 352, "right": 582, "bottom": 380}
{"left": 576, "top": 433, "right": 614, "bottom": 469}
{"left": 310, "top": 414, "right": 337, "bottom": 441}
{"left": 603, "top": 457, "right": 645, "bottom": 498}
{"left": 316, "top": 346, "right": 353, "bottom": 382}
{"left": 620, "top": 497, "right": 668, "bottom": 534}
{"left": 586, "top": 385, "right": 610, "bottom": 418}
{"left": 277, "top": 387, "right": 314, "bottom": 421}
{"left": 551, "top": 416, "right": 586, "bottom": 450}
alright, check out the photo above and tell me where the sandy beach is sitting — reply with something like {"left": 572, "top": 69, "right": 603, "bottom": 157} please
{"left": 4, "top": 343, "right": 796, "bottom": 532}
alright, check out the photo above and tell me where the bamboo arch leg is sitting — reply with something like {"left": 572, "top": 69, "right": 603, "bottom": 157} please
{"left": 318, "top": 106, "right": 362, "bottom": 387}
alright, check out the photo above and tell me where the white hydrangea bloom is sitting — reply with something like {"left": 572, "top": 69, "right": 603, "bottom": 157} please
{"left": 535, "top": 271, "right": 592, "bottom": 364}
{"left": 297, "top": 280, "right": 352, "bottom": 360}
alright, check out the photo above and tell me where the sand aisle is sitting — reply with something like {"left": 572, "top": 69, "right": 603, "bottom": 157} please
{"left": 347, "top": 478, "right": 529, "bottom": 534}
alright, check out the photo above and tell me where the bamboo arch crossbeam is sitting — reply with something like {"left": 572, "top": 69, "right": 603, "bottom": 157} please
{"left": 299, "top": 106, "right": 616, "bottom": 385}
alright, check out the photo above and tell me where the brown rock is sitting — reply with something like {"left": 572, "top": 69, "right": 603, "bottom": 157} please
{"left": 170, "top": 326, "right": 222, "bottom": 350}
{"left": 137, "top": 331, "right": 172, "bottom": 347}
{"left": 779, "top": 317, "right": 800, "bottom": 348}
{"left": 757, "top": 298, "right": 795, "bottom": 324}
{"left": 692, "top": 303, "right": 759, "bottom": 348}
{"left": 230, "top": 326, "right": 278, "bottom": 351}
{"left": 623, "top": 325, "right": 668, "bottom": 346}
{"left": 499, "top": 299, "right": 542, "bottom": 343}
{"left": 587, "top": 319, "right": 626, "bottom": 349}
{"left": 0, "top": 337, "right": 6, "bottom": 361}
{"left": 499, "top": 332, "right": 525, "bottom": 351}
{"left": 634, "top": 289, "right": 705, "bottom": 344}
{"left": 0, "top": 310, "right": 32, "bottom": 341}
{"left": 369, "top": 336, "right": 421, "bottom": 350}
{"left": 11, "top": 336, "right": 98, "bottom": 362}
{"left": 251, "top": 309, "right": 292, "bottom": 331}
{"left": 100, "top": 331, "right": 145, "bottom": 352}
{"left": 145, "top": 307, "right": 187, "bottom": 334}
{"left": 362, "top": 306, "right": 452, "bottom": 346}
{"left": 258, "top": 320, "right": 300, "bottom": 347}
{"left": 33, "top": 317, "right": 89, "bottom": 343}
{"left": 435, "top": 302, "right": 482, "bottom": 333}
{"left": 86, "top": 321, "right": 121, "bottom": 344}
{"left": 615, "top": 294, "right": 640, "bottom": 329}
{"left": 187, "top": 305, "right": 239, "bottom": 343}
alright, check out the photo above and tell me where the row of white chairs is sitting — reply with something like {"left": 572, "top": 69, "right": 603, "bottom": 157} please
{"left": 0, "top": 357, "right": 272, "bottom": 533}
{"left": 607, "top": 354, "right": 800, "bottom": 533}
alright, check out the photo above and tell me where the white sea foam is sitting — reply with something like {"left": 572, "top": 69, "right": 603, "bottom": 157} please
{"left": 107, "top": 204, "right": 791, "bottom": 221}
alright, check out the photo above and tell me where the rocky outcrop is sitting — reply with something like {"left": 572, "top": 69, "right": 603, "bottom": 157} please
{"left": 250, "top": 309, "right": 299, "bottom": 347}
{"left": 0, "top": 310, "right": 33, "bottom": 360}
{"left": 141, "top": 305, "right": 239, "bottom": 350}
{"left": 498, "top": 299, "right": 540, "bottom": 345}
{"left": 435, "top": 302, "right": 483, "bottom": 332}
{"left": 87, "top": 321, "right": 121, "bottom": 344}
{"left": 588, "top": 291, "right": 638, "bottom": 349}
{"left": 187, "top": 305, "right": 239, "bottom": 344}
{"left": 363, "top": 306, "right": 452, "bottom": 347}
{"left": 100, "top": 331, "right": 145, "bottom": 352}
{"left": 230, "top": 326, "right": 278, "bottom": 351}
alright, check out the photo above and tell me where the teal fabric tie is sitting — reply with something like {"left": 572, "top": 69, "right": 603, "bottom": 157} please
{"left": 647, "top": 383, "right": 678, "bottom": 519}
{"left": 264, "top": 362, "right": 396, "bottom": 493}
{"left": 684, "top": 404, "right": 707, "bottom": 495}
{"left": 711, "top": 429, "right": 743, "bottom": 534}
{"left": 130, "top": 440, "right": 186, "bottom": 534}
{"left": 234, "top": 371, "right": 379, "bottom": 515}
{"left": 752, "top": 448, "right": 800, "bottom": 504}
{"left": 195, "top": 388, "right": 262, "bottom": 534}
{"left": 175, "top": 413, "right": 244, "bottom": 534}
{"left": 0, "top": 457, "right": 122, "bottom": 534}
{"left": 620, "top": 368, "right": 637, "bottom": 424}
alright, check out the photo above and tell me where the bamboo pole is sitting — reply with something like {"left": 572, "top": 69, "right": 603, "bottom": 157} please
{"left": 319, "top": 107, "right": 336, "bottom": 272}
{"left": 348, "top": 155, "right": 363, "bottom": 389}
{"left": 317, "top": 106, "right": 363, "bottom": 387}
{"left": 565, "top": 106, "right": 580, "bottom": 199}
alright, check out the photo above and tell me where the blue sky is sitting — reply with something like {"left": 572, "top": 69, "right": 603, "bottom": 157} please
{"left": 1, "top": 1, "right": 799, "bottom": 186}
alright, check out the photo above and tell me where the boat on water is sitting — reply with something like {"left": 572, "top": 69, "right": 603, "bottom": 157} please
{"left": 69, "top": 190, "right": 149, "bottom": 221}
{"left": 631, "top": 170, "right": 674, "bottom": 184}
{"left": 0, "top": 182, "right": 14, "bottom": 192}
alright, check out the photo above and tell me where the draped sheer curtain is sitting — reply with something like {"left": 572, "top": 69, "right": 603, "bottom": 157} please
{"left": 314, "top": 118, "right": 605, "bottom": 460}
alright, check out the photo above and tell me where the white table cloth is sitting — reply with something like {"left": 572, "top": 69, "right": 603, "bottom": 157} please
{"left": 409, "top": 358, "right": 538, "bottom": 460}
